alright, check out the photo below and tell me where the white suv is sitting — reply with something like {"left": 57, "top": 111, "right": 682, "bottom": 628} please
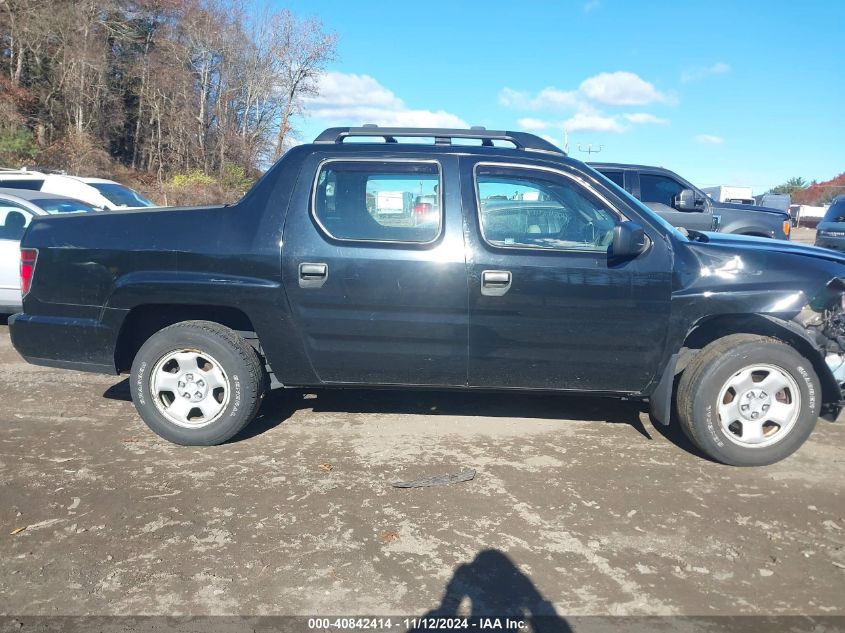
{"left": 0, "top": 169, "right": 156, "bottom": 210}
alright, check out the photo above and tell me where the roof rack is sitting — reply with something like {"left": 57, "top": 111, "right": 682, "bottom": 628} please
{"left": 313, "top": 125, "right": 565, "bottom": 155}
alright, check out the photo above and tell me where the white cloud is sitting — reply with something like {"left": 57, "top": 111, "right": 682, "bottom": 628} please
{"left": 583, "top": 0, "right": 600, "bottom": 12}
{"left": 516, "top": 117, "right": 552, "bottom": 131}
{"left": 517, "top": 111, "right": 668, "bottom": 135}
{"left": 563, "top": 113, "right": 626, "bottom": 133}
{"left": 500, "top": 86, "right": 580, "bottom": 111}
{"left": 305, "top": 71, "right": 468, "bottom": 128}
{"left": 517, "top": 113, "right": 629, "bottom": 135}
{"left": 579, "top": 71, "right": 667, "bottom": 106}
{"left": 622, "top": 112, "right": 668, "bottom": 125}
{"left": 681, "top": 62, "right": 731, "bottom": 83}
{"left": 499, "top": 70, "right": 669, "bottom": 127}
{"left": 695, "top": 134, "right": 724, "bottom": 145}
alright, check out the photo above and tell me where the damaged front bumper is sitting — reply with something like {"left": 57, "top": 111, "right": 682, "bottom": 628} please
{"left": 794, "top": 278, "right": 845, "bottom": 420}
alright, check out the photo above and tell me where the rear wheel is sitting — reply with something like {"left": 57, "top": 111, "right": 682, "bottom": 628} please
{"left": 130, "top": 320, "right": 265, "bottom": 445}
{"left": 676, "top": 334, "right": 820, "bottom": 466}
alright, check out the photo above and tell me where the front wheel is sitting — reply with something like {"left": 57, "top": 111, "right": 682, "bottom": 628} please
{"left": 130, "top": 320, "right": 265, "bottom": 445}
{"left": 676, "top": 334, "right": 820, "bottom": 466}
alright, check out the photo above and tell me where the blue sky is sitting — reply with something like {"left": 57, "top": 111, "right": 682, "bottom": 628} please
{"left": 276, "top": 0, "right": 843, "bottom": 193}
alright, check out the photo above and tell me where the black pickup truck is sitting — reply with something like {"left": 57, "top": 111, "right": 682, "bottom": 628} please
{"left": 590, "top": 163, "right": 792, "bottom": 240}
{"left": 9, "top": 127, "right": 845, "bottom": 466}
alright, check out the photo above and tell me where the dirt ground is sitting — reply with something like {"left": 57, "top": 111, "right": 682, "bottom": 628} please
{"left": 1, "top": 314, "right": 844, "bottom": 620}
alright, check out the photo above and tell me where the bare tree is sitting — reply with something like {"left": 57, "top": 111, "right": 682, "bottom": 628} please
{"left": 0, "top": 0, "right": 338, "bottom": 185}
{"left": 271, "top": 10, "right": 336, "bottom": 160}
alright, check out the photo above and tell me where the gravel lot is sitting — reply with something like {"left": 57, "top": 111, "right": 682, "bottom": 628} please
{"left": 1, "top": 229, "right": 844, "bottom": 618}
{"left": 1, "top": 321, "right": 844, "bottom": 618}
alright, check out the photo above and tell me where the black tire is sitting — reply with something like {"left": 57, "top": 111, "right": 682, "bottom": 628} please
{"left": 676, "top": 334, "right": 820, "bottom": 466}
{"left": 130, "top": 320, "right": 265, "bottom": 445}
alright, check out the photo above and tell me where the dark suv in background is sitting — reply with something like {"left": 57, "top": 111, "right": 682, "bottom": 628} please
{"left": 591, "top": 163, "right": 791, "bottom": 240}
{"left": 815, "top": 196, "right": 845, "bottom": 252}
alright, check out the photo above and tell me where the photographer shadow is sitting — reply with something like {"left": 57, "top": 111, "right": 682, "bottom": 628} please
{"left": 418, "top": 549, "right": 571, "bottom": 632}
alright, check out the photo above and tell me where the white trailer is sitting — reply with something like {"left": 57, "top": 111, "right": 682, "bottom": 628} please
{"left": 374, "top": 190, "right": 412, "bottom": 216}
{"left": 701, "top": 185, "right": 755, "bottom": 205}
{"left": 790, "top": 204, "right": 827, "bottom": 228}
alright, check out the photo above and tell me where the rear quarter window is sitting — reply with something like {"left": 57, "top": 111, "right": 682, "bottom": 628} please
{"left": 312, "top": 160, "right": 442, "bottom": 243}
{"left": 0, "top": 206, "right": 33, "bottom": 241}
{"left": 0, "top": 179, "right": 44, "bottom": 191}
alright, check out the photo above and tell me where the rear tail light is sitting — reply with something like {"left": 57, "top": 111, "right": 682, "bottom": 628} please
{"left": 414, "top": 202, "right": 432, "bottom": 215}
{"left": 20, "top": 248, "right": 37, "bottom": 297}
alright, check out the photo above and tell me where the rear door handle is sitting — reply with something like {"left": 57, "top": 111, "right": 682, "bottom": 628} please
{"left": 299, "top": 262, "right": 328, "bottom": 288}
{"left": 481, "top": 270, "right": 512, "bottom": 296}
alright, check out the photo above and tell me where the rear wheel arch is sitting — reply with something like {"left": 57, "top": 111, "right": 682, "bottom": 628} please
{"left": 114, "top": 304, "right": 259, "bottom": 373}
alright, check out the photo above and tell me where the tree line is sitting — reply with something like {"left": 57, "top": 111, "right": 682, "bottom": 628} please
{"left": 0, "top": 0, "right": 336, "bottom": 201}
{"left": 770, "top": 175, "right": 845, "bottom": 206}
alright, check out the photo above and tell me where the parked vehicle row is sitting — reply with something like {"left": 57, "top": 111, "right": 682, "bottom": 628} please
{"left": 590, "top": 163, "right": 792, "bottom": 240}
{"left": 0, "top": 188, "right": 98, "bottom": 312}
{"left": 8, "top": 126, "right": 845, "bottom": 467}
{"left": 0, "top": 169, "right": 155, "bottom": 210}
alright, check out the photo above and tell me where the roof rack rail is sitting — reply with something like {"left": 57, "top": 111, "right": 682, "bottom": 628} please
{"left": 313, "top": 125, "right": 565, "bottom": 155}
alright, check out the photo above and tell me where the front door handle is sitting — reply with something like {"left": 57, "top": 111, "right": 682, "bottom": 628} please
{"left": 481, "top": 270, "right": 512, "bottom": 296}
{"left": 299, "top": 262, "right": 328, "bottom": 288}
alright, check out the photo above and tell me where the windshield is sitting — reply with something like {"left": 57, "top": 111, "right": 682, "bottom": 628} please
{"left": 90, "top": 183, "right": 154, "bottom": 207}
{"left": 33, "top": 198, "right": 97, "bottom": 214}
{"left": 822, "top": 199, "right": 845, "bottom": 223}
{"left": 583, "top": 164, "right": 688, "bottom": 240}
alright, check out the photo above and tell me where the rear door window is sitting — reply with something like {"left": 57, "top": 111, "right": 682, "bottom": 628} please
{"left": 600, "top": 170, "right": 625, "bottom": 188}
{"left": 313, "top": 160, "right": 442, "bottom": 243}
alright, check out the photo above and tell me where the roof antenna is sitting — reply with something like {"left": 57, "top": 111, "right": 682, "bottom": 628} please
{"left": 563, "top": 128, "right": 569, "bottom": 154}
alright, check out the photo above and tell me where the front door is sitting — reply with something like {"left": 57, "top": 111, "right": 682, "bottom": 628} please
{"left": 462, "top": 159, "right": 672, "bottom": 393}
{"left": 637, "top": 171, "right": 715, "bottom": 232}
{"left": 282, "top": 155, "right": 468, "bottom": 386}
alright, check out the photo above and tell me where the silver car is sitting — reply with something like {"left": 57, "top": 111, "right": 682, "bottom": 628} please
{"left": 0, "top": 188, "right": 97, "bottom": 313}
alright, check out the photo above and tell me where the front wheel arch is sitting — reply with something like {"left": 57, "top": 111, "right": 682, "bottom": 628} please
{"left": 651, "top": 313, "right": 841, "bottom": 425}
{"left": 676, "top": 334, "right": 820, "bottom": 465}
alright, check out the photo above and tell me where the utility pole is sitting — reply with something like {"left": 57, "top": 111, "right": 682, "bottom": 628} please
{"left": 577, "top": 143, "right": 604, "bottom": 156}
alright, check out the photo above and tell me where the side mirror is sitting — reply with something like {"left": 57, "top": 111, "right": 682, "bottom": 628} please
{"left": 675, "top": 188, "right": 703, "bottom": 211}
{"left": 610, "top": 221, "right": 647, "bottom": 259}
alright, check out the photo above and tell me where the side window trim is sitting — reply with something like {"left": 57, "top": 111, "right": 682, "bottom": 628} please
{"left": 309, "top": 157, "right": 444, "bottom": 246}
{"left": 472, "top": 161, "right": 627, "bottom": 254}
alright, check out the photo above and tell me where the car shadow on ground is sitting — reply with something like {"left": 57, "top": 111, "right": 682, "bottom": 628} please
{"left": 418, "top": 548, "right": 571, "bottom": 629}
{"left": 103, "top": 378, "right": 708, "bottom": 458}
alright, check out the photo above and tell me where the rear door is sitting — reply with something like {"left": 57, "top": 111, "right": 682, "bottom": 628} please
{"left": 281, "top": 154, "right": 468, "bottom": 386}
{"left": 462, "top": 158, "right": 673, "bottom": 393}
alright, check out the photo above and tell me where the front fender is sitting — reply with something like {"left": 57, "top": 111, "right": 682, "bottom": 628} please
{"left": 650, "top": 311, "right": 843, "bottom": 425}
